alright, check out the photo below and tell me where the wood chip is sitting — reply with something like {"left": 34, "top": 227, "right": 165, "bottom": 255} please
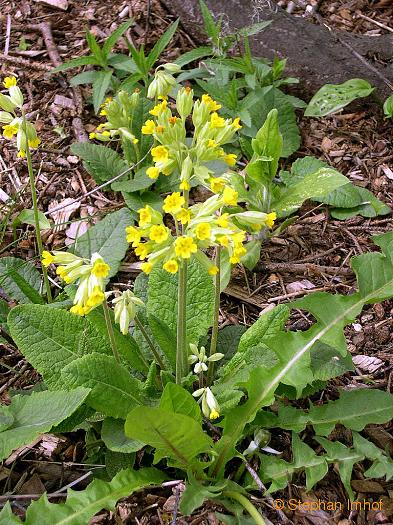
{"left": 352, "top": 354, "right": 384, "bottom": 373}
{"left": 34, "top": 0, "right": 68, "bottom": 10}
{"left": 48, "top": 198, "right": 80, "bottom": 232}
{"left": 286, "top": 279, "right": 315, "bottom": 294}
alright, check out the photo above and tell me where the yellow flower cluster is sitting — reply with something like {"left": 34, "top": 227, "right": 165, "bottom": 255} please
{"left": 126, "top": 190, "right": 276, "bottom": 275}
{"left": 0, "top": 76, "right": 40, "bottom": 158}
{"left": 141, "top": 88, "right": 242, "bottom": 186}
{"left": 42, "top": 250, "right": 110, "bottom": 316}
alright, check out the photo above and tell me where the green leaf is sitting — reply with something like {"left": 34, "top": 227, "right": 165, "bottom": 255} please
{"left": 242, "top": 87, "right": 300, "bottom": 157}
{"left": 105, "top": 450, "right": 135, "bottom": 478}
{"left": 310, "top": 342, "right": 354, "bottom": 381}
{"left": 353, "top": 432, "right": 393, "bottom": 481}
{"left": 241, "top": 240, "right": 261, "bottom": 271}
{"left": 51, "top": 55, "right": 99, "bottom": 73}
{"left": 147, "top": 258, "right": 215, "bottom": 345}
{"left": 125, "top": 406, "right": 212, "bottom": 469}
{"left": 8, "top": 304, "right": 111, "bottom": 389}
{"left": 71, "top": 207, "right": 131, "bottom": 277}
{"left": 87, "top": 306, "right": 147, "bottom": 373}
{"left": 305, "top": 79, "right": 374, "bottom": 117}
{"left": 180, "top": 478, "right": 227, "bottom": 515}
{"left": 148, "top": 314, "right": 176, "bottom": 370}
{"left": 111, "top": 169, "right": 153, "bottom": 193}
{"left": 0, "top": 388, "right": 90, "bottom": 461}
{"left": 23, "top": 468, "right": 165, "bottom": 525}
{"left": 102, "top": 20, "right": 134, "bottom": 57}
{"left": 61, "top": 353, "right": 143, "bottom": 419}
{"left": 92, "top": 70, "right": 113, "bottom": 114}
{"left": 14, "top": 209, "right": 51, "bottom": 230}
{"left": 199, "top": 0, "right": 220, "bottom": 40}
{"left": 69, "top": 70, "right": 99, "bottom": 86}
{"left": 146, "top": 20, "right": 179, "bottom": 70}
{"left": 238, "top": 21, "right": 271, "bottom": 37}
{"left": 216, "top": 325, "right": 247, "bottom": 367}
{"left": 273, "top": 167, "right": 349, "bottom": 215}
{"left": 174, "top": 46, "right": 213, "bottom": 67}
{"left": 86, "top": 31, "right": 105, "bottom": 66}
{"left": 0, "top": 257, "right": 44, "bottom": 304}
{"left": 123, "top": 191, "right": 162, "bottom": 216}
{"left": 0, "top": 405, "right": 14, "bottom": 432}
{"left": 211, "top": 231, "right": 393, "bottom": 477}
{"left": 383, "top": 94, "right": 393, "bottom": 119}
{"left": 0, "top": 502, "right": 23, "bottom": 524}
{"left": 246, "top": 108, "right": 282, "bottom": 187}
{"left": 102, "top": 417, "right": 144, "bottom": 453}
{"left": 70, "top": 142, "right": 128, "bottom": 184}
{"left": 159, "top": 383, "right": 202, "bottom": 423}
{"left": 315, "top": 437, "right": 362, "bottom": 499}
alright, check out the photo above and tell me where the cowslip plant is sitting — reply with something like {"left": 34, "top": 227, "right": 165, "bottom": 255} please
{"left": 2, "top": 80, "right": 393, "bottom": 524}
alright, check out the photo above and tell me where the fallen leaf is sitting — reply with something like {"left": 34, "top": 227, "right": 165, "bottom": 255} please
{"left": 48, "top": 198, "right": 80, "bottom": 232}
{"left": 352, "top": 355, "right": 384, "bottom": 374}
{"left": 286, "top": 279, "right": 315, "bottom": 294}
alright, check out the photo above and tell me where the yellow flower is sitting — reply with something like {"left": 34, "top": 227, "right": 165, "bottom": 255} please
{"left": 216, "top": 213, "right": 229, "bottom": 228}
{"left": 233, "top": 245, "right": 247, "bottom": 258}
{"left": 135, "top": 243, "right": 150, "bottom": 260}
{"left": 149, "top": 224, "right": 169, "bottom": 243}
{"left": 266, "top": 212, "right": 277, "bottom": 228}
{"left": 175, "top": 236, "right": 197, "bottom": 259}
{"left": 141, "top": 261, "right": 153, "bottom": 274}
{"left": 102, "top": 131, "right": 110, "bottom": 136}
{"left": 176, "top": 208, "right": 191, "bottom": 225}
{"left": 147, "top": 166, "right": 160, "bottom": 179}
{"left": 195, "top": 222, "right": 211, "bottom": 241}
{"left": 232, "top": 117, "right": 242, "bottom": 130}
{"left": 42, "top": 250, "right": 54, "bottom": 267}
{"left": 224, "top": 153, "right": 237, "bottom": 167}
{"left": 163, "top": 192, "right": 185, "bottom": 214}
{"left": 202, "top": 94, "right": 221, "bottom": 112}
{"left": 156, "top": 125, "right": 165, "bottom": 133}
{"left": 207, "top": 139, "right": 218, "bottom": 148}
{"left": 126, "top": 226, "right": 141, "bottom": 246}
{"left": 142, "top": 120, "right": 156, "bottom": 134}
{"left": 210, "top": 177, "right": 225, "bottom": 193}
{"left": 151, "top": 145, "right": 169, "bottom": 163}
{"left": 163, "top": 259, "right": 179, "bottom": 274}
{"left": 97, "top": 123, "right": 105, "bottom": 130}
{"left": 133, "top": 138, "right": 139, "bottom": 144}
{"left": 3, "top": 76, "right": 17, "bottom": 88}
{"left": 222, "top": 186, "right": 238, "bottom": 206}
{"left": 70, "top": 304, "right": 86, "bottom": 316}
{"left": 17, "top": 150, "right": 26, "bottom": 158}
{"left": 99, "top": 109, "right": 107, "bottom": 116}
{"left": 232, "top": 231, "right": 246, "bottom": 244}
{"left": 210, "top": 409, "right": 220, "bottom": 420}
{"left": 138, "top": 206, "right": 152, "bottom": 227}
{"left": 169, "top": 116, "right": 178, "bottom": 125}
{"left": 217, "top": 235, "right": 229, "bottom": 247}
{"left": 2, "top": 125, "right": 18, "bottom": 139}
{"left": 208, "top": 266, "right": 219, "bottom": 276}
{"left": 86, "top": 286, "right": 105, "bottom": 307}
{"left": 91, "top": 259, "right": 110, "bottom": 278}
{"left": 89, "top": 132, "right": 96, "bottom": 139}
{"left": 149, "top": 100, "right": 167, "bottom": 116}
{"left": 179, "top": 180, "right": 190, "bottom": 191}
{"left": 210, "top": 112, "right": 226, "bottom": 128}
{"left": 28, "top": 137, "right": 41, "bottom": 148}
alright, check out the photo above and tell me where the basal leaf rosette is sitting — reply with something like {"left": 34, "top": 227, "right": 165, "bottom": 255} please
{"left": 141, "top": 88, "right": 242, "bottom": 188}
{"left": 0, "top": 76, "right": 41, "bottom": 158}
{"left": 126, "top": 188, "right": 276, "bottom": 276}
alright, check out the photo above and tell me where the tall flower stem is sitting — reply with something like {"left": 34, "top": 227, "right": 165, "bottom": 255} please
{"left": 22, "top": 114, "right": 52, "bottom": 303}
{"left": 176, "top": 260, "right": 188, "bottom": 384}
{"left": 207, "top": 247, "right": 221, "bottom": 385}
{"left": 222, "top": 492, "right": 266, "bottom": 525}
{"left": 134, "top": 314, "right": 166, "bottom": 370}
{"left": 103, "top": 299, "right": 120, "bottom": 364}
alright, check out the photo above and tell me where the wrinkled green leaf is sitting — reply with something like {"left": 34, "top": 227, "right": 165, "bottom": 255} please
{"left": 70, "top": 142, "right": 128, "bottom": 185}
{"left": 0, "top": 257, "right": 44, "bottom": 304}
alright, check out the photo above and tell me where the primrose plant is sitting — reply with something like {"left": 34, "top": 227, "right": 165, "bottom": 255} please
{"left": 2, "top": 79, "right": 393, "bottom": 525}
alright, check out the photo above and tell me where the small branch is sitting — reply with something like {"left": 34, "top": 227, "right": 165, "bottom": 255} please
{"left": 4, "top": 15, "right": 11, "bottom": 56}
{"left": 357, "top": 12, "right": 393, "bottom": 35}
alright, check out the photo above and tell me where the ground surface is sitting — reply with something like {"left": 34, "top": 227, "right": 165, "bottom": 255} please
{"left": 0, "top": 1, "right": 392, "bottom": 524}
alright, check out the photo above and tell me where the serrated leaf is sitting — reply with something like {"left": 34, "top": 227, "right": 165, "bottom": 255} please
{"left": 147, "top": 258, "right": 215, "bottom": 345}
{"left": 8, "top": 304, "right": 111, "bottom": 389}
{"left": 0, "top": 257, "right": 44, "bottom": 304}
{"left": 125, "top": 406, "right": 212, "bottom": 470}
{"left": 353, "top": 432, "right": 393, "bottom": 481}
{"left": 305, "top": 79, "right": 374, "bottom": 117}
{"left": 23, "top": 468, "right": 165, "bottom": 525}
{"left": 102, "top": 417, "right": 144, "bottom": 453}
{"left": 71, "top": 207, "right": 131, "bottom": 277}
{"left": 211, "top": 231, "right": 393, "bottom": 477}
{"left": 70, "top": 142, "right": 128, "bottom": 184}
{"left": 159, "top": 383, "right": 202, "bottom": 423}
{"left": 61, "top": 353, "right": 144, "bottom": 419}
{"left": 0, "top": 388, "right": 90, "bottom": 461}
{"left": 122, "top": 191, "right": 162, "bottom": 215}
{"left": 0, "top": 501, "right": 23, "bottom": 524}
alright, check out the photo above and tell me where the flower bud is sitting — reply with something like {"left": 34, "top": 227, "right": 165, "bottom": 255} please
{"left": 161, "top": 63, "right": 181, "bottom": 73}
{"left": 176, "top": 86, "right": 194, "bottom": 119}
{"left": 8, "top": 85, "right": 24, "bottom": 108}
{"left": 0, "top": 94, "right": 17, "bottom": 112}
{"left": 0, "top": 111, "right": 13, "bottom": 124}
